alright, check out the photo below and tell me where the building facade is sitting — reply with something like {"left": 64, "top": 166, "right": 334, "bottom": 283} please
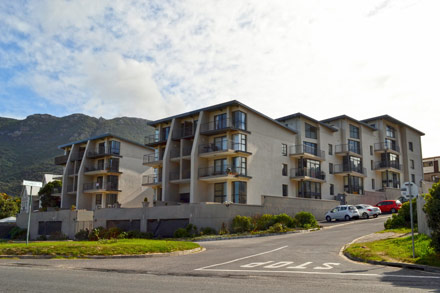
{"left": 54, "top": 134, "right": 153, "bottom": 210}
{"left": 144, "top": 101, "right": 424, "bottom": 205}
{"left": 423, "top": 156, "right": 440, "bottom": 183}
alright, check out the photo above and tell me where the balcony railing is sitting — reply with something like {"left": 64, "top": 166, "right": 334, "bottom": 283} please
{"left": 172, "top": 125, "right": 195, "bottom": 139}
{"left": 142, "top": 174, "right": 162, "bottom": 185}
{"left": 143, "top": 153, "right": 164, "bottom": 164}
{"left": 344, "top": 187, "right": 364, "bottom": 195}
{"left": 144, "top": 134, "right": 168, "bottom": 146}
{"left": 54, "top": 154, "right": 69, "bottom": 165}
{"left": 87, "top": 147, "right": 120, "bottom": 158}
{"left": 298, "top": 191, "right": 322, "bottom": 199}
{"left": 374, "top": 142, "right": 400, "bottom": 153}
{"left": 214, "top": 194, "right": 227, "bottom": 203}
{"left": 290, "top": 168, "right": 326, "bottom": 180}
{"left": 290, "top": 145, "right": 325, "bottom": 159}
{"left": 334, "top": 164, "right": 366, "bottom": 175}
{"left": 83, "top": 182, "right": 119, "bottom": 191}
{"left": 199, "top": 141, "right": 247, "bottom": 154}
{"left": 335, "top": 144, "right": 361, "bottom": 155}
{"left": 374, "top": 161, "right": 402, "bottom": 170}
{"left": 199, "top": 118, "right": 246, "bottom": 134}
{"left": 199, "top": 165, "right": 247, "bottom": 177}
{"left": 84, "top": 165, "right": 120, "bottom": 173}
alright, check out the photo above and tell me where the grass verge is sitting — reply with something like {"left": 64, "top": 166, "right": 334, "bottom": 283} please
{"left": 345, "top": 234, "right": 440, "bottom": 267}
{"left": 376, "top": 228, "right": 412, "bottom": 234}
{"left": 0, "top": 239, "right": 200, "bottom": 258}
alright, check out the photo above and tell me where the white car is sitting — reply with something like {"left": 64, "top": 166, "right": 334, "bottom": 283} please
{"left": 355, "top": 204, "right": 381, "bottom": 219}
{"left": 325, "top": 205, "right": 360, "bottom": 222}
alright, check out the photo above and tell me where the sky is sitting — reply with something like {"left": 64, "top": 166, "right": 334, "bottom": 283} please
{"left": 0, "top": 0, "right": 438, "bottom": 157}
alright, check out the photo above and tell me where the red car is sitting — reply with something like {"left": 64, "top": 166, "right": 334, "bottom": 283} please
{"left": 375, "top": 200, "right": 402, "bottom": 213}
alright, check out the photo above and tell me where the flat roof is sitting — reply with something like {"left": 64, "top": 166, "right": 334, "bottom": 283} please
{"left": 423, "top": 156, "right": 440, "bottom": 161}
{"left": 361, "top": 115, "right": 425, "bottom": 136}
{"left": 321, "top": 115, "right": 377, "bottom": 131}
{"left": 58, "top": 133, "right": 152, "bottom": 149}
{"left": 148, "top": 100, "right": 297, "bottom": 135}
{"left": 276, "top": 112, "right": 338, "bottom": 132}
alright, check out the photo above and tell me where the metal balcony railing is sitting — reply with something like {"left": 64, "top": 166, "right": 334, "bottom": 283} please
{"left": 199, "top": 141, "right": 247, "bottom": 154}
{"left": 54, "top": 154, "right": 69, "bottom": 165}
{"left": 142, "top": 174, "right": 162, "bottom": 185}
{"left": 334, "top": 164, "right": 366, "bottom": 175}
{"left": 84, "top": 165, "right": 120, "bottom": 173}
{"left": 144, "top": 134, "right": 168, "bottom": 145}
{"left": 289, "top": 145, "right": 325, "bottom": 159}
{"left": 344, "top": 187, "right": 364, "bottom": 195}
{"left": 199, "top": 118, "right": 246, "bottom": 134}
{"left": 143, "top": 153, "right": 164, "bottom": 164}
{"left": 298, "top": 191, "right": 322, "bottom": 199}
{"left": 199, "top": 165, "right": 247, "bottom": 177}
{"left": 172, "top": 125, "right": 195, "bottom": 139}
{"left": 290, "top": 168, "right": 326, "bottom": 180}
{"left": 374, "top": 142, "right": 400, "bottom": 153}
{"left": 83, "top": 182, "right": 119, "bottom": 191}
{"left": 87, "top": 147, "right": 120, "bottom": 158}
{"left": 335, "top": 144, "right": 361, "bottom": 155}
{"left": 374, "top": 161, "right": 402, "bottom": 170}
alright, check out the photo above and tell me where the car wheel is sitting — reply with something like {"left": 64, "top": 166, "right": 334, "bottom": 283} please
{"left": 391, "top": 208, "right": 397, "bottom": 213}
{"left": 344, "top": 215, "right": 350, "bottom": 221}
{"left": 363, "top": 212, "right": 369, "bottom": 219}
{"left": 373, "top": 214, "right": 378, "bottom": 218}
{"left": 326, "top": 216, "right": 332, "bottom": 222}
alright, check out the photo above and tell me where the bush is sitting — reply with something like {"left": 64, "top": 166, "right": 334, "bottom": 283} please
{"left": 384, "top": 199, "right": 417, "bottom": 229}
{"left": 274, "top": 213, "right": 296, "bottom": 228}
{"left": 89, "top": 227, "right": 106, "bottom": 241}
{"left": 200, "top": 227, "right": 217, "bottom": 235}
{"left": 255, "top": 214, "right": 275, "bottom": 231}
{"left": 267, "top": 223, "right": 286, "bottom": 233}
{"left": 126, "top": 230, "right": 153, "bottom": 239}
{"left": 424, "top": 182, "right": 440, "bottom": 253}
{"left": 103, "top": 227, "right": 123, "bottom": 239}
{"left": 295, "top": 212, "right": 318, "bottom": 229}
{"left": 75, "top": 229, "right": 90, "bottom": 241}
{"left": 219, "top": 222, "right": 229, "bottom": 235}
{"left": 48, "top": 231, "right": 68, "bottom": 240}
{"left": 232, "top": 215, "right": 252, "bottom": 233}
{"left": 9, "top": 227, "right": 26, "bottom": 240}
{"left": 173, "top": 224, "right": 199, "bottom": 238}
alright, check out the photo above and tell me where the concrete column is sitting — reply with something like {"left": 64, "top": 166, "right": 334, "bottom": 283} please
{"left": 190, "top": 111, "right": 205, "bottom": 203}
{"left": 162, "top": 119, "right": 176, "bottom": 201}
{"left": 76, "top": 140, "right": 91, "bottom": 210}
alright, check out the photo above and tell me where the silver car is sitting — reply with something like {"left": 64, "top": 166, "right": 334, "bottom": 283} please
{"left": 325, "top": 205, "right": 360, "bottom": 222}
{"left": 355, "top": 204, "right": 381, "bottom": 219}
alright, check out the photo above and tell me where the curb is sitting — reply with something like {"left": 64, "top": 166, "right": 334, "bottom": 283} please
{"left": 194, "top": 228, "right": 320, "bottom": 242}
{"left": 0, "top": 247, "right": 205, "bottom": 259}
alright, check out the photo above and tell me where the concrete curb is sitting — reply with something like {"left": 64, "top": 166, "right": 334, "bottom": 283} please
{"left": 0, "top": 247, "right": 205, "bottom": 259}
{"left": 194, "top": 228, "right": 320, "bottom": 242}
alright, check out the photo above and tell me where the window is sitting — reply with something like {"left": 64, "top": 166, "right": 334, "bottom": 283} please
{"left": 107, "top": 175, "right": 118, "bottom": 190}
{"left": 214, "top": 159, "right": 227, "bottom": 175}
{"left": 329, "top": 163, "right": 333, "bottom": 174}
{"left": 282, "top": 164, "right": 288, "bottom": 176}
{"left": 385, "top": 138, "right": 396, "bottom": 151}
{"left": 371, "top": 160, "right": 374, "bottom": 171}
{"left": 282, "top": 144, "right": 287, "bottom": 156}
{"left": 98, "top": 142, "right": 105, "bottom": 154}
{"left": 108, "top": 158, "right": 119, "bottom": 172}
{"left": 330, "top": 184, "right": 334, "bottom": 196}
{"left": 304, "top": 141, "right": 318, "bottom": 156}
{"left": 370, "top": 124, "right": 376, "bottom": 128}
{"left": 232, "top": 133, "right": 247, "bottom": 152}
{"left": 328, "top": 144, "right": 333, "bottom": 155}
{"left": 348, "top": 139, "right": 361, "bottom": 154}
{"left": 162, "top": 127, "right": 170, "bottom": 141}
{"left": 423, "top": 161, "right": 434, "bottom": 167}
{"left": 110, "top": 140, "right": 121, "bottom": 155}
{"left": 411, "top": 174, "right": 415, "bottom": 183}
{"left": 410, "top": 159, "right": 415, "bottom": 169}
{"left": 349, "top": 124, "right": 360, "bottom": 139}
{"left": 409, "top": 142, "right": 413, "bottom": 151}
{"left": 298, "top": 181, "right": 321, "bottom": 199}
{"left": 95, "top": 194, "right": 102, "bottom": 206}
{"left": 232, "top": 157, "right": 247, "bottom": 175}
{"left": 214, "top": 183, "right": 226, "bottom": 203}
{"left": 214, "top": 136, "right": 227, "bottom": 151}
{"left": 370, "top": 145, "right": 373, "bottom": 156}
{"left": 97, "top": 159, "right": 104, "bottom": 170}
{"left": 372, "top": 179, "right": 375, "bottom": 190}
{"left": 232, "top": 111, "right": 247, "bottom": 130}
{"left": 343, "top": 155, "right": 362, "bottom": 173}
{"left": 386, "top": 125, "right": 395, "bottom": 138}
{"left": 282, "top": 184, "right": 288, "bottom": 197}
{"left": 343, "top": 176, "right": 363, "bottom": 194}
{"left": 214, "top": 113, "right": 227, "bottom": 130}
{"left": 232, "top": 181, "right": 247, "bottom": 204}
{"left": 305, "top": 123, "right": 317, "bottom": 139}
{"left": 381, "top": 171, "right": 400, "bottom": 189}
{"left": 106, "top": 194, "right": 118, "bottom": 207}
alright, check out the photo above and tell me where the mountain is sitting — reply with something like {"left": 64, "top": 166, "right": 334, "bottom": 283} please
{"left": 0, "top": 114, "right": 154, "bottom": 196}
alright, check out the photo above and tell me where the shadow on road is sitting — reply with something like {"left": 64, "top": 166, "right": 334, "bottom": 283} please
{"left": 380, "top": 268, "right": 440, "bottom": 292}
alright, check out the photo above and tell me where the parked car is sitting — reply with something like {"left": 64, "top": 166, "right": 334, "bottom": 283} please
{"left": 325, "top": 205, "right": 360, "bottom": 222}
{"left": 355, "top": 204, "right": 381, "bottom": 219}
{"left": 375, "top": 200, "right": 402, "bottom": 213}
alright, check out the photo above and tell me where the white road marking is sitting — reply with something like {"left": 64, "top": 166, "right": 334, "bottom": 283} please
{"left": 286, "top": 262, "right": 313, "bottom": 269}
{"left": 194, "top": 246, "right": 288, "bottom": 271}
{"left": 241, "top": 261, "right": 274, "bottom": 268}
{"left": 313, "top": 263, "right": 340, "bottom": 270}
{"left": 264, "top": 262, "right": 294, "bottom": 269}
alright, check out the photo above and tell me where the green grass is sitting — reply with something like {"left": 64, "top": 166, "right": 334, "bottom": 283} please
{"left": 376, "top": 228, "right": 412, "bottom": 234}
{"left": 345, "top": 234, "right": 440, "bottom": 267}
{"left": 0, "top": 239, "right": 200, "bottom": 258}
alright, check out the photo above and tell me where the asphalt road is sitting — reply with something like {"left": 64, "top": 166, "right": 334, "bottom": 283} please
{"left": 1, "top": 216, "right": 439, "bottom": 292}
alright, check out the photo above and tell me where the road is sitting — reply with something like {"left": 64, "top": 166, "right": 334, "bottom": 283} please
{"left": 1, "top": 216, "right": 439, "bottom": 292}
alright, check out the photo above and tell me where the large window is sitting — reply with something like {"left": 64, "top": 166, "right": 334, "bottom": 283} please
{"left": 232, "top": 111, "right": 247, "bottom": 130}
{"left": 385, "top": 138, "right": 396, "bottom": 150}
{"left": 232, "top": 133, "right": 247, "bottom": 152}
{"left": 106, "top": 194, "right": 118, "bottom": 207}
{"left": 95, "top": 194, "right": 102, "bottom": 206}
{"left": 343, "top": 176, "right": 363, "bottom": 194}
{"left": 232, "top": 157, "right": 247, "bottom": 175}
{"left": 108, "top": 158, "right": 119, "bottom": 172}
{"left": 214, "top": 183, "right": 226, "bottom": 203}
{"left": 214, "top": 159, "right": 227, "bottom": 175}
{"left": 343, "top": 155, "right": 362, "bottom": 173}
{"left": 386, "top": 125, "right": 395, "bottom": 138}
{"left": 232, "top": 181, "right": 247, "bottom": 204}
{"left": 381, "top": 171, "right": 400, "bottom": 189}
{"left": 298, "top": 181, "right": 321, "bottom": 199}
{"left": 162, "top": 127, "right": 170, "bottom": 141}
{"left": 282, "top": 184, "right": 288, "bottom": 197}
{"left": 107, "top": 175, "right": 119, "bottom": 190}
{"left": 348, "top": 139, "right": 361, "bottom": 154}
{"left": 214, "top": 113, "right": 227, "bottom": 130}
{"left": 214, "top": 136, "right": 227, "bottom": 151}
{"left": 110, "top": 140, "right": 121, "bottom": 155}
{"left": 349, "top": 124, "right": 360, "bottom": 139}
{"left": 282, "top": 144, "right": 287, "bottom": 156}
{"left": 282, "top": 164, "right": 288, "bottom": 176}
{"left": 303, "top": 141, "right": 318, "bottom": 156}
{"left": 305, "top": 123, "right": 317, "bottom": 139}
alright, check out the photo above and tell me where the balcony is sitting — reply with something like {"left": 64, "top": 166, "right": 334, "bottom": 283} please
{"left": 72, "top": 151, "right": 85, "bottom": 161}
{"left": 344, "top": 187, "right": 364, "bottom": 195}
{"left": 335, "top": 144, "right": 362, "bottom": 157}
{"left": 84, "top": 165, "right": 121, "bottom": 175}
{"left": 144, "top": 134, "right": 168, "bottom": 147}
{"left": 374, "top": 161, "right": 402, "bottom": 172}
{"left": 298, "top": 191, "right": 322, "bottom": 199}
{"left": 374, "top": 142, "right": 400, "bottom": 154}
{"left": 87, "top": 147, "right": 121, "bottom": 159}
{"left": 334, "top": 164, "right": 366, "bottom": 176}
{"left": 290, "top": 168, "right": 326, "bottom": 182}
{"left": 83, "top": 182, "right": 120, "bottom": 193}
{"left": 289, "top": 145, "right": 325, "bottom": 161}
{"left": 169, "top": 169, "right": 191, "bottom": 182}
{"left": 199, "top": 141, "right": 250, "bottom": 158}
{"left": 143, "top": 153, "right": 164, "bottom": 166}
{"left": 54, "top": 154, "right": 69, "bottom": 165}
{"left": 199, "top": 165, "right": 249, "bottom": 182}
{"left": 199, "top": 118, "right": 247, "bottom": 135}
{"left": 172, "top": 125, "right": 195, "bottom": 140}
{"left": 142, "top": 174, "right": 162, "bottom": 186}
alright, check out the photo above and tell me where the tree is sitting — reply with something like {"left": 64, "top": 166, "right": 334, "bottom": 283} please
{"left": 424, "top": 182, "right": 440, "bottom": 252}
{"left": 0, "top": 193, "right": 20, "bottom": 219}
{"left": 39, "top": 181, "right": 62, "bottom": 209}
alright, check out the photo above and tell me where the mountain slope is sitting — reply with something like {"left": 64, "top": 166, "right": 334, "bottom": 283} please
{"left": 0, "top": 114, "right": 154, "bottom": 196}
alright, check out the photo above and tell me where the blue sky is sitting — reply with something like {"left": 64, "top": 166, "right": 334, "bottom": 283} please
{"left": 0, "top": 0, "right": 439, "bottom": 157}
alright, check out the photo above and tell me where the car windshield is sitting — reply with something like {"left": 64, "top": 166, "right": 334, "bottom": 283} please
{"left": 356, "top": 206, "right": 363, "bottom": 209}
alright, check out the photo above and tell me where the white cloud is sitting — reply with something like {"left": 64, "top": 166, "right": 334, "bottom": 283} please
{"left": 0, "top": 0, "right": 439, "bottom": 156}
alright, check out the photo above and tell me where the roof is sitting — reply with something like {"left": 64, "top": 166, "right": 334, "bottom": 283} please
{"left": 148, "top": 100, "right": 297, "bottom": 134}
{"left": 361, "top": 115, "right": 425, "bottom": 136}
{"left": 43, "top": 174, "right": 62, "bottom": 185}
{"left": 22, "top": 185, "right": 41, "bottom": 197}
{"left": 276, "top": 112, "right": 338, "bottom": 132}
{"left": 320, "top": 115, "right": 377, "bottom": 131}
{"left": 58, "top": 133, "right": 153, "bottom": 149}
{"left": 423, "top": 156, "right": 440, "bottom": 161}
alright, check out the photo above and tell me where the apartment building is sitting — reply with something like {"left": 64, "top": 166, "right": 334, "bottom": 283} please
{"left": 423, "top": 156, "right": 440, "bottom": 182}
{"left": 144, "top": 101, "right": 424, "bottom": 204}
{"left": 54, "top": 133, "right": 153, "bottom": 210}
{"left": 20, "top": 174, "right": 62, "bottom": 212}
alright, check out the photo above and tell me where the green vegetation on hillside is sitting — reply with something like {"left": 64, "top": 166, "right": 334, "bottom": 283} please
{"left": 0, "top": 114, "right": 154, "bottom": 196}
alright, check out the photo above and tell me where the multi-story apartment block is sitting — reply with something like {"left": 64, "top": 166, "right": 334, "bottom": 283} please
{"left": 20, "top": 174, "right": 61, "bottom": 212}
{"left": 144, "top": 101, "right": 424, "bottom": 204}
{"left": 54, "top": 133, "right": 153, "bottom": 210}
{"left": 423, "top": 156, "right": 440, "bottom": 183}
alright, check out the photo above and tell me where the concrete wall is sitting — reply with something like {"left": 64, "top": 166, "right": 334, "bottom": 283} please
{"left": 417, "top": 196, "right": 431, "bottom": 236}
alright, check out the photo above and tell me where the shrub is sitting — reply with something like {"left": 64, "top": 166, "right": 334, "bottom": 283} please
{"left": 174, "top": 228, "right": 189, "bottom": 238}
{"left": 274, "top": 213, "right": 296, "bottom": 228}
{"left": 232, "top": 215, "right": 252, "bottom": 233}
{"left": 103, "top": 227, "right": 123, "bottom": 239}
{"left": 89, "top": 227, "right": 105, "bottom": 241}
{"left": 9, "top": 227, "right": 26, "bottom": 240}
{"left": 267, "top": 223, "right": 286, "bottom": 233}
{"left": 117, "top": 232, "right": 128, "bottom": 239}
{"left": 384, "top": 199, "right": 417, "bottom": 229}
{"left": 219, "top": 222, "right": 229, "bottom": 235}
{"left": 37, "top": 235, "right": 47, "bottom": 241}
{"left": 255, "top": 214, "right": 275, "bottom": 231}
{"left": 48, "top": 231, "right": 68, "bottom": 240}
{"left": 75, "top": 229, "right": 90, "bottom": 241}
{"left": 424, "top": 182, "right": 440, "bottom": 252}
{"left": 295, "top": 211, "right": 318, "bottom": 229}
{"left": 126, "top": 230, "right": 153, "bottom": 239}
{"left": 200, "top": 227, "right": 217, "bottom": 235}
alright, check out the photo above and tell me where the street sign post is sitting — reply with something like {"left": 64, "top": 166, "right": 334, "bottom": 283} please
{"left": 402, "top": 182, "right": 418, "bottom": 258}
{"left": 22, "top": 180, "right": 43, "bottom": 245}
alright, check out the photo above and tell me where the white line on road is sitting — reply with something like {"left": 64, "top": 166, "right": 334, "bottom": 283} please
{"left": 194, "top": 246, "right": 288, "bottom": 271}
